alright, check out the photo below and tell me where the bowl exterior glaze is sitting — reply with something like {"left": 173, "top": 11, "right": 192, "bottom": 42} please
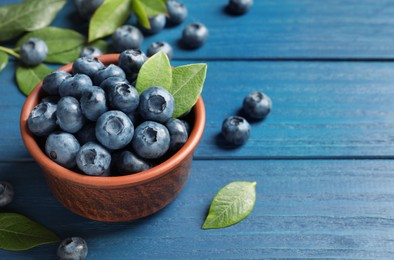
{"left": 20, "top": 54, "right": 205, "bottom": 222}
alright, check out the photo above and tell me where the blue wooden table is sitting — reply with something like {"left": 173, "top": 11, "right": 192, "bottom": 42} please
{"left": 2, "top": 0, "right": 394, "bottom": 259}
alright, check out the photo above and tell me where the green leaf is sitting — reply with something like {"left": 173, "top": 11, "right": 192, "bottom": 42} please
{"left": 16, "top": 27, "right": 86, "bottom": 64}
{"left": 0, "top": 212, "right": 60, "bottom": 251}
{"left": 202, "top": 181, "right": 257, "bottom": 230}
{"left": 171, "top": 63, "right": 207, "bottom": 118}
{"left": 138, "top": 0, "right": 167, "bottom": 16}
{"left": 16, "top": 63, "right": 53, "bottom": 96}
{"left": 89, "top": 0, "right": 132, "bottom": 42}
{"left": 131, "top": 0, "right": 150, "bottom": 29}
{"left": 0, "top": 51, "right": 8, "bottom": 72}
{"left": 0, "top": 0, "right": 66, "bottom": 42}
{"left": 136, "top": 51, "right": 172, "bottom": 93}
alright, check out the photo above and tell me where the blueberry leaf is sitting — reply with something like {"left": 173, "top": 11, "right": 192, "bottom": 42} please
{"left": 131, "top": 0, "right": 151, "bottom": 29}
{"left": 16, "top": 27, "right": 85, "bottom": 64}
{"left": 202, "top": 181, "right": 257, "bottom": 230}
{"left": 171, "top": 63, "right": 207, "bottom": 118}
{"left": 0, "top": 0, "right": 66, "bottom": 42}
{"left": 136, "top": 51, "right": 172, "bottom": 94}
{"left": 16, "top": 63, "right": 53, "bottom": 96}
{"left": 0, "top": 51, "right": 8, "bottom": 72}
{"left": 0, "top": 212, "right": 60, "bottom": 251}
{"left": 89, "top": 0, "right": 132, "bottom": 42}
{"left": 131, "top": 0, "right": 167, "bottom": 29}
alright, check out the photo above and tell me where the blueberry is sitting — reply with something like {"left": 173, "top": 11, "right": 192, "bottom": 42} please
{"left": 93, "top": 64, "right": 126, "bottom": 86}
{"left": 0, "top": 181, "right": 14, "bottom": 207}
{"left": 139, "top": 86, "right": 174, "bottom": 123}
{"left": 28, "top": 102, "right": 57, "bottom": 136}
{"left": 140, "top": 15, "right": 166, "bottom": 35}
{"left": 56, "top": 97, "right": 85, "bottom": 133}
{"left": 76, "top": 142, "right": 111, "bottom": 176}
{"left": 72, "top": 57, "right": 105, "bottom": 78}
{"left": 80, "top": 46, "right": 103, "bottom": 57}
{"left": 112, "top": 25, "right": 144, "bottom": 53}
{"left": 147, "top": 41, "right": 173, "bottom": 60}
{"left": 181, "top": 119, "right": 191, "bottom": 135}
{"left": 74, "top": 0, "right": 104, "bottom": 19}
{"left": 58, "top": 73, "right": 94, "bottom": 98}
{"left": 165, "top": 118, "right": 188, "bottom": 152}
{"left": 131, "top": 121, "right": 170, "bottom": 159}
{"left": 100, "top": 76, "right": 129, "bottom": 92}
{"left": 114, "top": 150, "right": 151, "bottom": 175}
{"left": 45, "top": 132, "right": 80, "bottom": 169}
{"left": 107, "top": 82, "right": 139, "bottom": 113}
{"left": 41, "top": 95, "right": 61, "bottom": 104}
{"left": 166, "top": 0, "right": 188, "bottom": 26}
{"left": 80, "top": 86, "right": 108, "bottom": 121}
{"left": 20, "top": 38, "right": 48, "bottom": 66}
{"left": 42, "top": 71, "right": 72, "bottom": 95}
{"left": 181, "top": 23, "right": 208, "bottom": 49}
{"left": 118, "top": 49, "right": 147, "bottom": 75}
{"left": 221, "top": 116, "right": 250, "bottom": 145}
{"left": 243, "top": 92, "right": 272, "bottom": 119}
{"left": 57, "top": 237, "right": 88, "bottom": 260}
{"left": 125, "top": 111, "right": 141, "bottom": 126}
{"left": 75, "top": 122, "right": 97, "bottom": 145}
{"left": 227, "top": 0, "right": 253, "bottom": 15}
{"left": 96, "top": 110, "right": 134, "bottom": 150}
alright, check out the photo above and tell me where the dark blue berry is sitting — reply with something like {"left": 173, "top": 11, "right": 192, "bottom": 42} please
{"left": 166, "top": 0, "right": 188, "bottom": 26}
{"left": 118, "top": 49, "right": 147, "bottom": 75}
{"left": 28, "top": 102, "right": 58, "bottom": 136}
{"left": 20, "top": 38, "right": 48, "bottom": 66}
{"left": 140, "top": 15, "right": 166, "bottom": 35}
{"left": 114, "top": 150, "right": 151, "bottom": 175}
{"left": 93, "top": 64, "right": 126, "bottom": 86}
{"left": 96, "top": 110, "right": 134, "bottom": 150}
{"left": 72, "top": 57, "right": 105, "bottom": 78}
{"left": 80, "top": 46, "right": 103, "bottom": 57}
{"left": 131, "top": 121, "right": 170, "bottom": 159}
{"left": 243, "top": 92, "right": 272, "bottom": 119}
{"left": 58, "top": 73, "right": 94, "bottom": 98}
{"left": 75, "top": 122, "right": 97, "bottom": 145}
{"left": 57, "top": 237, "right": 88, "bottom": 260}
{"left": 45, "top": 132, "right": 80, "bottom": 169}
{"left": 80, "top": 86, "right": 108, "bottom": 121}
{"left": 107, "top": 82, "right": 139, "bottom": 113}
{"left": 165, "top": 118, "right": 188, "bottom": 152}
{"left": 139, "top": 86, "right": 174, "bottom": 123}
{"left": 42, "top": 71, "right": 72, "bottom": 95}
{"left": 76, "top": 142, "right": 111, "bottom": 176}
{"left": 112, "top": 25, "right": 144, "bottom": 52}
{"left": 182, "top": 23, "right": 208, "bottom": 49}
{"left": 74, "top": 0, "right": 104, "bottom": 19}
{"left": 99, "top": 76, "right": 129, "bottom": 92}
{"left": 0, "top": 181, "right": 14, "bottom": 207}
{"left": 221, "top": 116, "right": 250, "bottom": 145}
{"left": 227, "top": 0, "right": 253, "bottom": 15}
{"left": 147, "top": 41, "right": 173, "bottom": 60}
{"left": 56, "top": 97, "right": 85, "bottom": 133}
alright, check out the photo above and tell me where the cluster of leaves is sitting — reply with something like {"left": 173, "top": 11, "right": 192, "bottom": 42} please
{"left": 0, "top": 0, "right": 167, "bottom": 95}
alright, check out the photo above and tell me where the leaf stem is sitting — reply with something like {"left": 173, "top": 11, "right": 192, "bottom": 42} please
{"left": 0, "top": 46, "right": 20, "bottom": 59}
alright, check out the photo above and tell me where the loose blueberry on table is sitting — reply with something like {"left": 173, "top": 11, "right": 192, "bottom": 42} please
{"left": 20, "top": 37, "right": 48, "bottom": 66}
{"left": 147, "top": 41, "right": 174, "bottom": 60}
{"left": 166, "top": 0, "right": 188, "bottom": 26}
{"left": 227, "top": 0, "right": 254, "bottom": 15}
{"left": 181, "top": 23, "right": 209, "bottom": 49}
{"left": 139, "top": 14, "right": 166, "bottom": 35}
{"left": 112, "top": 25, "right": 144, "bottom": 53}
{"left": 243, "top": 91, "right": 272, "bottom": 120}
{"left": 221, "top": 116, "right": 251, "bottom": 145}
{"left": 80, "top": 46, "right": 103, "bottom": 58}
{"left": 0, "top": 181, "right": 14, "bottom": 207}
{"left": 57, "top": 237, "right": 88, "bottom": 260}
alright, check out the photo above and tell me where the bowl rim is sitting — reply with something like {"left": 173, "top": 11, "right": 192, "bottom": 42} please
{"left": 20, "top": 54, "right": 206, "bottom": 188}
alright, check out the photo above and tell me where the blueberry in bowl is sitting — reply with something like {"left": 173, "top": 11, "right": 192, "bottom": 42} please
{"left": 20, "top": 53, "right": 206, "bottom": 222}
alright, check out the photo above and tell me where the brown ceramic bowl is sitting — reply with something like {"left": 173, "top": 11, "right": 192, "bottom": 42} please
{"left": 20, "top": 54, "right": 205, "bottom": 222}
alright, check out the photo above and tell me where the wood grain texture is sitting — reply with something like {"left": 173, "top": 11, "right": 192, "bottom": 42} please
{"left": 1, "top": 160, "right": 394, "bottom": 259}
{"left": 4, "top": 61, "right": 394, "bottom": 161}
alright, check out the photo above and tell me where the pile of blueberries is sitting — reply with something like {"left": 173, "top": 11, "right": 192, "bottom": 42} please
{"left": 28, "top": 50, "right": 190, "bottom": 177}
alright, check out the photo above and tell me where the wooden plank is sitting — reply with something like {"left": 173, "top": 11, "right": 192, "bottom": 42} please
{"left": 3, "top": 0, "right": 394, "bottom": 59}
{"left": 1, "top": 160, "right": 394, "bottom": 259}
{"left": 3, "top": 61, "right": 394, "bottom": 160}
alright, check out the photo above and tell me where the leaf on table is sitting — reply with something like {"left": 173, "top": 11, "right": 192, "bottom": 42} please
{"left": 171, "top": 63, "right": 207, "bottom": 118}
{"left": 0, "top": 0, "right": 66, "bottom": 42}
{"left": 136, "top": 51, "right": 172, "bottom": 94}
{"left": 16, "top": 27, "right": 85, "bottom": 64}
{"left": 202, "top": 181, "right": 257, "bottom": 230}
{"left": 0, "top": 212, "right": 60, "bottom": 251}
{"left": 131, "top": 0, "right": 150, "bottom": 29}
{"left": 16, "top": 63, "right": 53, "bottom": 96}
{"left": 88, "top": 0, "right": 132, "bottom": 42}
{"left": 0, "top": 51, "right": 8, "bottom": 72}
